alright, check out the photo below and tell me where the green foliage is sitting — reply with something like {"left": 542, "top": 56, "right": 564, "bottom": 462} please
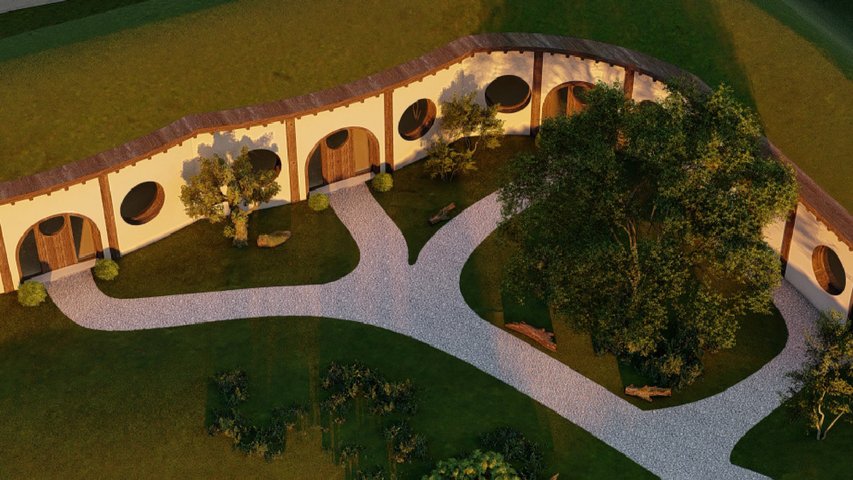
{"left": 425, "top": 92, "right": 504, "bottom": 180}
{"left": 92, "top": 258, "right": 119, "bottom": 281}
{"left": 786, "top": 311, "right": 852, "bottom": 440}
{"left": 384, "top": 421, "right": 427, "bottom": 465}
{"left": 479, "top": 427, "right": 543, "bottom": 479}
{"left": 207, "top": 370, "right": 308, "bottom": 461}
{"left": 180, "top": 146, "right": 281, "bottom": 247}
{"left": 17, "top": 280, "right": 47, "bottom": 307}
{"left": 424, "top": 450, "right": 520, "bottom": 480}
{"left": 309, "top": 193, "right": 330, "bottom": 211}
{"left": 499, "top": 82, "right": 798, "bottom": 388}
{"left": 371, "top": 173, "right": 394, "bottom": 192}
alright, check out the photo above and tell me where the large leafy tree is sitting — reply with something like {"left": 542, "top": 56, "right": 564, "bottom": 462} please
{"left": 499, "top": 82, "right": 797, "bottom": 387}
{"left": 180, "top": 146, "right": 280, "bottom": 247}
{"left": 787, "top": 311, "right": 852, "bottom": 440}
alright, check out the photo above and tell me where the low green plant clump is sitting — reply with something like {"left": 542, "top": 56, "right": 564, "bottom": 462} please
{"left": 309, "top": 193, "right": 330, "bottom": 211}
{"left": 207, "top": 369, "right": 311, "bottom": 460}
{"left": 92, "top": 259, "right": 119, "bottom": 281}
{"left": 424, "top": 450, "right": 519, "bottom": 479}
{"left": 479, "top": 427, "right": 543, "bottom": 479}
{"left": 17, "top": 280, "right": 47, "bottom": 307}
{"left": 371, "top": 172, "right": 394, "bottom": 192}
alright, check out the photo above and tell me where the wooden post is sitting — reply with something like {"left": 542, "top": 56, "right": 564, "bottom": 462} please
{"left": 383, "top": 91, "right": 395, "bottom": 172}
{"left": 623, "top": 68, "right": 635, "bottom": 99}
{"left": 529, "top": 51, "right": 544, "bottom": 136}
{"left": 285, "top": 118, "right": 301, "bottom": 201}
{"left": 780, "top": 206, "right": 799, "bottom": 278}
{"left": 98, "top": 175, "right": 121, "bottom": 259}
{"left": 0, "top": 223, "right": 13, "bottom": 293}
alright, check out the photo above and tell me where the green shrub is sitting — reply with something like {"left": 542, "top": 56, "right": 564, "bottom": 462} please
{"left": 371, "top": 172, "right": 394, "bottom": 192}
{"left": 17, "top": 280, "right": 47, "bottom": 307}
{"left": 308, "top": 193, "right": 330, "bottom": 211}
{"left": 93, "top": 258, "right": 119, "bottom": 281}
{"left": 479, "top": 427, "right": 544, "bottom": 480}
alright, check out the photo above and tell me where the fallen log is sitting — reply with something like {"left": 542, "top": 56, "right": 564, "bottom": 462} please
{"left": 429, "top": 203, "right": 456, "bottom": 225}
{"left": 505, "top": 322, "right": 557, "bottom": 351}
{"left": 257, "top": 230, "right": 292, "bottom": 248}
{"left": 624, "top": 384, "right": 672, "bottom": 402}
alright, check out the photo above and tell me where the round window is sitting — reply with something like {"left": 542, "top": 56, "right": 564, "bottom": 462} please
{"left": 325, "top": 130, "right": 349, "bottom": 149}
{"left": 121, "top": 182, "right": 165, "bottom": 226}
{"left": 248, "top": 149, "right": 282, "bottom": 178}
{"left": 485, "top": 75, "right": 531, "bottom": 113}
{"left": 812, "top": 245, "right": 846, "bottom": 295}
{"left": 38, "top": 216, "right": 66, "bottom": 236}
{"left": 398, "top": 99, "right": 437, "bottom": 141}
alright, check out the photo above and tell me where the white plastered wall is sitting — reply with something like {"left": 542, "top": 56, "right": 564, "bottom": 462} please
{"left": 631, "top": 73, "right": 668, "bottom": 103}
{"left": 762, "top": 216, "right": 788, "bottom": 255}
{"left": 785, "top": 203, "right": 853, "bottom": 316}
{"left": 541, "top": 53, "right": 626, "bottom": 105}
{"left": 0, "top": 181, "right": 108, "bottom": 289}
{"left": 392, "top": 51, "right": 535, "bottom": 169}
{"left": 293, "top": 95, "right": 385, "bottom": 200}
{"left": 109, "top": 123, "right": 290, "bottom": 255}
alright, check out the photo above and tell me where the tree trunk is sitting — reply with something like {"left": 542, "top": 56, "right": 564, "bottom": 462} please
{"left": 233, "top": 213, "right": 249, "bottom": 248}
{"left": 821, "top": 412, "right": 845, "bottom": 440}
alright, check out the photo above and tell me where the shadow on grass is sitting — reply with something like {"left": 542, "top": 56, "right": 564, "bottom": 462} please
{"left": 0, "top": 0, "right": 234, "bottom": 61}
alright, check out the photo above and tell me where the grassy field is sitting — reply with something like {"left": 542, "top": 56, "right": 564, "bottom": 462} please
{"left": 731, "top": 391, "right": 853, "bottom": 479}
{"left": 460, "top": 224, "right": 790, "bottom": 410}
{"left": 96, "top": 200, "right": 358, "bottom": 298}
{"left": 0, "top": 294, "right": 653, "bottom": 479}
{"left": 370, "top": 136, "right": 536, "bottom": 264}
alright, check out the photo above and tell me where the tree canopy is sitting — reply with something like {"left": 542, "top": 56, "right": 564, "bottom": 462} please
{"left": 424, "top": 450, "right": 520, "bottom": 480}
{"left": 180, "top": 146, "right": 280, "bottom": 247}
{"left": 425, "top": 92, "right": 504, "bottom": 180}
{"left": 499, "top": 82, "right": 797, "bottom": 387}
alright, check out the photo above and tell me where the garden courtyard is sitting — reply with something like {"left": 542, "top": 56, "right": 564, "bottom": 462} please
{"left": 1, "top": 1, "right": 852, "bottom": 479}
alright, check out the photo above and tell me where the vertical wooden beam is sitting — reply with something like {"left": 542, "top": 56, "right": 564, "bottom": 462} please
{"left": 847, "top": 282, "right": 853, "bottom": 322}
{"left": 780, "top": 206, "right": 799, "bottom": 278}
{"left": 285, "top": 118, "right": 301, "bottom": 201}
{"left": 529, "top": 51, "right": 544, "bottom": 136}
{"left": 98, "top": 175, "right": 121, "bottom": 259}
{"left": 0, "top": 224, "right": 13, "bottom": 293}
{"left": 623, "top": 68, "right": 635, "bottom": 99}
{"left": 383, "top": 91, "right": 395, "bottom": 172}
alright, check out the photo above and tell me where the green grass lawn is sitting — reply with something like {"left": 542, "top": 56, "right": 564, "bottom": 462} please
{"left": 0, "top": 293, "right": 654, "bottom": 479}
{"left": 731, "top": 392, "right": 853, "bottom": 479}
{"left": 460, "top": 225, "right": 789, "bottom": 410}
{"left": 370, "top": 136, "right": 536, "bottom": 264}
{"left": 96, "top": 200, "right": 358, "bottom": 298}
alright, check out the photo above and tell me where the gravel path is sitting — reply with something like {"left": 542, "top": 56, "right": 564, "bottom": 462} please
{"left": 47, "top": 184, "right": 818, "bottom": 479}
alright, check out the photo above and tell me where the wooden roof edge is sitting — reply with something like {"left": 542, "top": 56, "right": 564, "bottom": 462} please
{"left": 0, "top": 33, "right": 794, "bottom": 204}
{"left": 765, "top": 141, "right": 853, "bottom": 251}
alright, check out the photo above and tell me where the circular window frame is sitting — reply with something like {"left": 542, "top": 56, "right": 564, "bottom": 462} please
{"left": 398, "top": 99, "right": 437, "bottom": 141}
{"left": 325, "top": 129, "right": 350, "bottom": 150}
{"left": 485, "top": 75, "right": 532, "bottom": 113}
{"left": 247, "top": 149, "right": 283, "bottom": 178}
{"left": 38, "top": 215, "right": 66, "bottom": 236}
{"left": 121, "top": 181, "right": 165, "bottom": 226}
{"left": 812, "top": 245, "right": 846, "bottom": 296}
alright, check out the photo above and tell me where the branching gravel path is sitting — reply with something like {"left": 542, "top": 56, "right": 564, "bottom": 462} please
{"left": 47, "top": 184, "right": 818, "bottom": 479}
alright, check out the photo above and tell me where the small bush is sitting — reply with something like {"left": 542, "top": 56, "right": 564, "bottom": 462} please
{"left": 371, "top": 172, "right": 394, "bottom": 192}
{"left": 308, "top": 193, "right": 330, "bottom": 211}
{"left": 93, "top": 258, "right": 119, "bottom": 281}
{"left": 17, "top": 280, "right": 47, "bottom": 307}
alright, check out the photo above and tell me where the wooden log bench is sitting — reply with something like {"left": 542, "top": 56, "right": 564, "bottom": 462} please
{"left": 505, "top": 322, "right": 557, "bottom": 351}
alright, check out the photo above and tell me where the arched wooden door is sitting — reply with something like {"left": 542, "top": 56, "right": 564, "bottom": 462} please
{"left": 542, "top": 82, "right": 593, "bottom": 120}
{"left": 307, "top": 128, "right": 380, "bottom": 190}
{"left": 17, "top": 214, "right": 103, "bottom": 280}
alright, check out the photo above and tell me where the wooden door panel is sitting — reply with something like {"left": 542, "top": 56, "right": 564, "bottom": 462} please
{"left": 35, "top": 215, "right": 77, "bottom": 271}
{"left": 320, "top": 133, "right": 355, "bottom": 183}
